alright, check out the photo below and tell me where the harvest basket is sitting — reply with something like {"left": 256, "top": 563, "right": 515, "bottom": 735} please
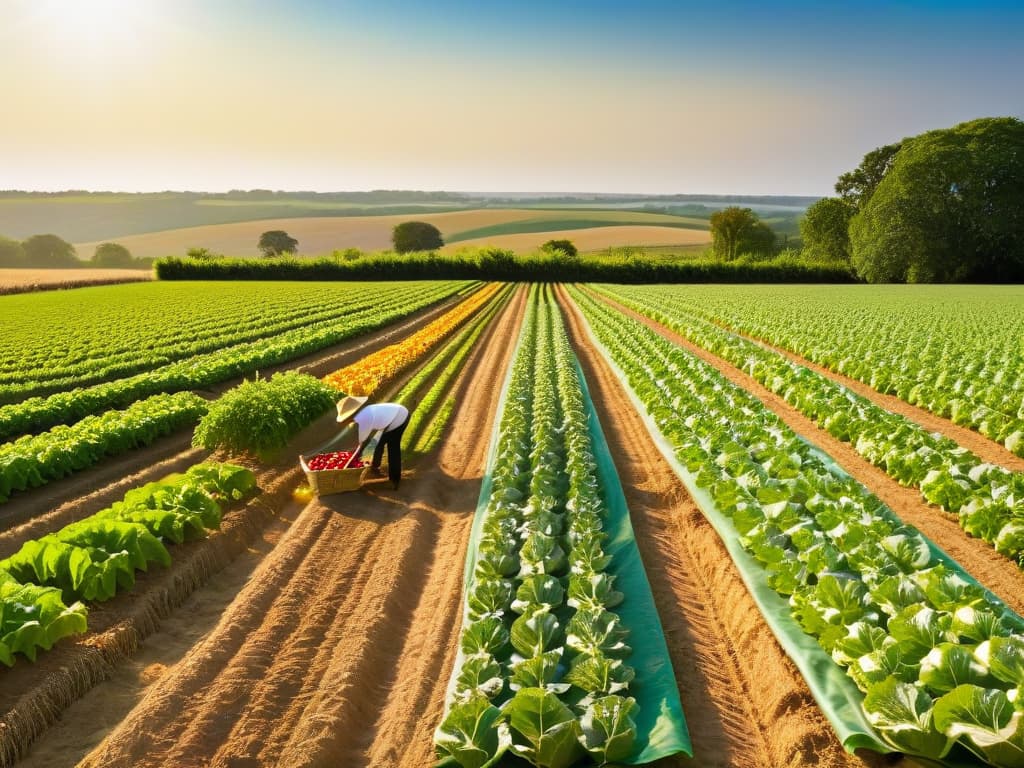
{"left": 299, "top": 453, "right": 368, "bottom": 496}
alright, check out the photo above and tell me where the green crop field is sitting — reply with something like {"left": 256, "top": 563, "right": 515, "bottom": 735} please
{"left": 599, "top": 284, "right": 1024, "bottom": 453}
{"left": 4, "top": 280, "right": 1024, "bottom": 768}
{"left": 444, "top": 214, "right": 708, "bottom": 244}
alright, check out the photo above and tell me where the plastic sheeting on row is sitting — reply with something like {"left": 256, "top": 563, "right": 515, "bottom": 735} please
{"left": 573, "top": 290, "right": 1021, "bottom": 768}
{"left": 438, "top": 294, "right": 690, "bottom": 766}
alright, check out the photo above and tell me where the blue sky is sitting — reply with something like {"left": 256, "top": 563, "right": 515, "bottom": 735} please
{"left": 1, "top": 0, "right": 1021, "bottom": 194}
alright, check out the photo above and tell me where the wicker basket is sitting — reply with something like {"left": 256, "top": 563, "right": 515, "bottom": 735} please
{"left": 299, "top": 454, "right": 368, "bottom": 496}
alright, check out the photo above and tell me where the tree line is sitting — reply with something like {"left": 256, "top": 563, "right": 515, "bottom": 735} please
{"left": 798, "top": 117, "right": 1024, "bottom": 282}
{"left": 0, "top": 234, "right": 152, "bottom": 269}
{"left": 156, "top": 249, "right": 854, "bottom": 284}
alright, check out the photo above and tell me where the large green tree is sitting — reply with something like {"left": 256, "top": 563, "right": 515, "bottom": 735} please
{"left": 850, "top": 117, "right": 1024, "bottom": 283}
{"left": 541, "top": 239, "right": 578, "bottom": 258}
{"left": 392, "top": 221, "right": 444, "bottom": 253}
{"left": 258, "top": 230, "right": 298, "bottom": 257}
{"left": 22, "top": 234, "right": 78, "bottom": 267}
{"left": 91, "top": 242, "right": 134, "bottom": 267}
{"left": 710, "top": 207, "right": 776, "bottom": 260}
{"left": 835, "top": 142, "right": 901, "bottom": 208}
{"left": 800, "top": 197, "right": 855, "bottom": 262}
{"left": 0, "top": 236, "right": 25, "bottom": 267}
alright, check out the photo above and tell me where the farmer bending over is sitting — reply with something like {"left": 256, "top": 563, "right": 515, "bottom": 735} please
{"left": 336, "top": 395, "right": 410, "bottom": 490}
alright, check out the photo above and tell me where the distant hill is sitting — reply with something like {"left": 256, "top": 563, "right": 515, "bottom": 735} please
{"left": 0, "top": 190, "right": 815, "bottom": 243}
{"left": 72, "top": 209, "right": 713, "bottom": 259}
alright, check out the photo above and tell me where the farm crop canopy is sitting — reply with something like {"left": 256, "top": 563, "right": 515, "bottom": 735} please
{"left": 450, "top": 315, "right": 690, "bottom": 765}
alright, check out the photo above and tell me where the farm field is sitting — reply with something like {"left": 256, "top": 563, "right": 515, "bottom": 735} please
{"left": 1, "top": 281, "right": 1023, "bottom": 768}
{"left": 440, "top": 225, "right": 711, "bottom": 254}
{"left": 0, "top": 269, "right": 150, "bottom": 295}
{"left": 71, "top": 208, "right": 711, "bottom": 259}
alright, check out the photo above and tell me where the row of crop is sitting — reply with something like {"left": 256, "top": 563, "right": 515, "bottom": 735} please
{"left": 437, "top": 286, "right": 683, "bottom": 768}
{"left": 0, "top": 462, "right": 255, "bottom": 665}
{"left": 323, "top": 283, "right": 501, "bottom": 397}
{"left": 187, "top": 289, "right": 510, "bottom": 463}
{"left": 591, "top": 285, "right": 1024, "bottom": 567}
{"left": 0, "top": 281, "right": 466, "bottom": 398}
{"left": 192, "top": 372, "right": 339, "bottom": 459}
{"left": 0, "top": 282, "right": 464, "bottom": 439}
{"left": 601, "top": 285, "right": 1024, "bottom": 456}
{"left": 0, "top": 284, "right": 382, "bottom": 387}
{"left": 0, "top": 393, "right": 208, "bottom": 504}
{"left": 397, "top": 285, "right": 513, "bottom": 455}
{"left": 570, "top": 285, "right": 1024, "bottom": 766}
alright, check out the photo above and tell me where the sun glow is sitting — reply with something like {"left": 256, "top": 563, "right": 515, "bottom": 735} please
{"left": 27, "top": 0, "right": 165, "bottom": 62}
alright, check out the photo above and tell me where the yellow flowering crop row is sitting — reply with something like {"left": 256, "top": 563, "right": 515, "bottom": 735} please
{"left": 323, "top": 283, "right": 502, "bottom": 397}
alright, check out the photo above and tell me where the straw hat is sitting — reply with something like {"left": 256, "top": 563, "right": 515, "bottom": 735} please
{"left": 336, "top": 395, "right": 368, "bottom": 422}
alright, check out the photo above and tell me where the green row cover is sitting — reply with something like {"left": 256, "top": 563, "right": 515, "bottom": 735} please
{"left": 442, "top": 306, "right": 691, "bottom": 765}
{"left": 575, "top": 299, "right": 1015, "bottom": 768}
{"left": 574, "top": 357, "right": 692, "bottom": 762}
{"left": 574, "top": 308, "right": 889, "bottom": 754}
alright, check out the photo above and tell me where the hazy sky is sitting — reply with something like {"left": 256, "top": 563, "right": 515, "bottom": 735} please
{"left": 2, "top": 0, "right": 1022, "bottom": 195}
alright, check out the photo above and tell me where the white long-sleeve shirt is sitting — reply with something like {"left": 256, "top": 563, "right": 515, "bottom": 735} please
{"left": 353, "top": 403, "right": 409, "bottom": 445}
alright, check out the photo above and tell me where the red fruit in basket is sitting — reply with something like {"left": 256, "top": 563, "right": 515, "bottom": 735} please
{"left": 308, "top": 449, "right": 369, "bottom": 472}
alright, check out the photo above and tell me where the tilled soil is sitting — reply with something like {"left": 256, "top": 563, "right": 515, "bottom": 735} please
{"left": 0, "top": 459, "right": 301, "bottom": 768}
{"left": 74, "top": 286, "right": 527, "bottom": 768}
{"left": 587, "top": 289, "right": 1024, "bottom": 618}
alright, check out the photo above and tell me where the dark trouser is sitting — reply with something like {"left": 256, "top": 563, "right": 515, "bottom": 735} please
{"left": 372, "top": 415, "right": 409, "bottom": 487}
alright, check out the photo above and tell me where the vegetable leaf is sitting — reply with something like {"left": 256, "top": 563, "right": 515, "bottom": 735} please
{"left": 863, "top": 677, "right": 952, "bottom": 758}
{"left": 503, "top": 687, "right": 585, "bottom": 768}
{"left": 579, "top": 695, "right": 638, "bottom": 765}
{"left": 933, "top": 685, "right": 1024, "bottom": 767}
{"left": 435, "top": 693, "right": 507, "bottom": 768}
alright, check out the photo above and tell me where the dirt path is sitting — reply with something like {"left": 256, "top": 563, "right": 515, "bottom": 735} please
{"left": 587, "top": 289, "right": 1024, "bottom": 618}
{"left": 76, "top": 286, "right": 527, "bottom": 768}
{"left": 557, "top": 286, "right": 885, "bottom": 768}
{"left": 716, "top": 321, "right": 1024, "bottom": 472}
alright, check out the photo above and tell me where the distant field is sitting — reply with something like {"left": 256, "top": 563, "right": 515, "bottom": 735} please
{"left": 73, "top": 208, "right": 709, "bottom": 258}
{"left": 1, "top": 191, "right": 808, "bottom": 242}
{"left": 443, "top": 225, "right": 712, "bottom": 254}
{"left": 445, "top": 213, "right": 708, "bottom": 243}
{"left": 0, "top": 268, "right": 151, "bottom": 294}
{"left": 194, "top": 199, "right": 461, "bottom": 210}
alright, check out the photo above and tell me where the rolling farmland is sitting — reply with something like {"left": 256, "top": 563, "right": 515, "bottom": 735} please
{"left": 1, "top": 280, "right": 1022, "bottom": 768}
{"left": 71, "top": 208, "right": 712, "bottom": 259}
{"left": 440, "top": 225, "right": 711, "bottom": 254}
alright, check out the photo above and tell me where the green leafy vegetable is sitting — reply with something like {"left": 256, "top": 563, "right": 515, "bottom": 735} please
{"left": 503, "top": 687, "right": 585, "bottom": 768}
{"left": 435, "top": 694, "right": 508, "bottom": 768}
{"left": 933, "top": 685, "right": 1024, "bottom": 767}
{"left": 863, "top": 677, "right": 952, "bottom": 758}
{"left": 579, "top": 695, "right": 638, "bottom": 765}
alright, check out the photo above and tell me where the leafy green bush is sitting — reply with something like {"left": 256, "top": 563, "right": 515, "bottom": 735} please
{"left": 193, "top": 372, "right": 336, "bottom": 458}
{"left": 392, "top": 220, "right": 444, "bottom": 253}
